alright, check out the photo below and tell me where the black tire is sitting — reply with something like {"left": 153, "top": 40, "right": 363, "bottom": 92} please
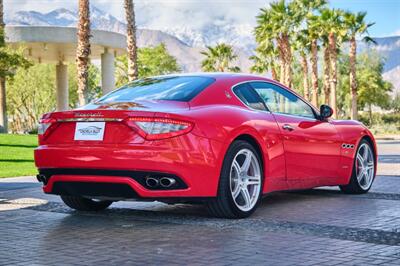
{"left": 207, "top": 140, "right": 263, "bottom": 219}
{"left": 61, "top": 195, "right": 113, "bottom": 211}
{"left": 339, "top": 139, "right": 375, "bottom": 194}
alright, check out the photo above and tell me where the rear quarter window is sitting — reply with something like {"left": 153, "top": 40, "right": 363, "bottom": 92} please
{"left": 233, "top": 83, "right": 267, "bottom": 111}
{"left": 97, "top": 76, "right": 215, "bottom": 103}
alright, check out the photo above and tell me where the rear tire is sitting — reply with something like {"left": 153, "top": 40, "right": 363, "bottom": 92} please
{"left": 339, "top": 139, "right": 375, "bottom": 194}
{"left": 61, "top": 195, "right": 113, "bottom": 211}
{"left": 207, "top": 140, "right": 263, "bottom": 218}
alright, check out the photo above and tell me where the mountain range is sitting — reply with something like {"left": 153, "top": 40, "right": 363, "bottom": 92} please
{"left": 5, "top": 6, "right": 400, "bottom": 95}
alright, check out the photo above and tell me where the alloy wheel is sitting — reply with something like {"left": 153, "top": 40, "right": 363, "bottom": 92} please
{"left": 230, "top": 148, "right": 261, "bottom": 212}
{"left": 355, "top": 143, "right": 375, "bottom": 190}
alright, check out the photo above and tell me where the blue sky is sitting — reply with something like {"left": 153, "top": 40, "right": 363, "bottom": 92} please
{"left": 6, "top": 0, "right": 400, "bottom": 37}
{"left": 330, "top": 0, "right": 400, "bottom": 36}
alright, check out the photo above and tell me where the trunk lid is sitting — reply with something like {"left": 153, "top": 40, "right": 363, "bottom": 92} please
{"left": 41, "top": 100, "right": 189, "bottom": 145}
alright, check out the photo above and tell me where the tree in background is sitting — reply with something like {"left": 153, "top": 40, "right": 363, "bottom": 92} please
{"left": 294, "top": 0, "right": 326, "bottom": 105}
{"left": 251, "top": 0, "right": 392, "bottom": 122}
{"left": 116, "top": 43, "right": 180, "bottom": 87}
{"left": 76, "top": 0, "right": 91, "bottom": 106}
{"left": 306, "top": 14, "right": 323, "bottom": 107}
{"left": 338, "top": 52, "right": 392, "bottom": 124}
{"left": 124, "top": 0, "right": 138, "bottom": 81}
{"left": 201, "top": 43, "right": 240, "bottom": 72}
{"left": 319, "top": 8, "right": 346, "bottom": 117}
{"left": 7, "top": 63, "right": 100, "bottom": 133}
{"left": 255, "top": 0, "right": 301, "bottom": 87}
{"left": 344, "top": 11, "right": 375, "bottom": 120}
{"left": 390, "top": 93, "right": 400, "bottom": 113}
{"left": 356, "top": 53, "right": 392, "bottom": 125}
{"left": 250, "top": 44, "right": 280, "bottom": 81}
{"left": 255, "top": 0, "right": 326, "bottom": 95}
{"left": 0, "top": 0, "right": 31, "bottom": 133}
{"left": 293, "top": 30, "right": 311, "bottom": 101}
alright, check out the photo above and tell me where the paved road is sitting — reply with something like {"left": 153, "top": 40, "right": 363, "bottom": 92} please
{"left": 0, "top": 140, "right": 399, "bottom": 265}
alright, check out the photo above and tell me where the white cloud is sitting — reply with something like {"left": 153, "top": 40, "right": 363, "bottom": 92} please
{"left": 392, "top": 29, "right": 400, "bottom": 36}
{"left": 5, "top": 0, "right": 272, "bottom": 30}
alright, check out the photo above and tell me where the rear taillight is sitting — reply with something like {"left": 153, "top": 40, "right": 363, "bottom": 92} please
{"left": 38, "top": 118, "right": 56, "bottom": 135}
{"left": 127, "top": 117, "right": 193, "bottom": 140}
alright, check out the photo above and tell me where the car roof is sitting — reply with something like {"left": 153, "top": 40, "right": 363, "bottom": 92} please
{"left": 156, "top": 72, "right": 275, "bottom": 82}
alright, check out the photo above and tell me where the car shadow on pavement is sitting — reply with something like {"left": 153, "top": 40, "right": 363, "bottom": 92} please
{"left": 19, "top": 189, "right": 336, "bottom": 220}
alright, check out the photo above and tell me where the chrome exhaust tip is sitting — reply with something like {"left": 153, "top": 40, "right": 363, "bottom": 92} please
{"left": 159, "top": 177, "right": 176, "bottom": 188}
{"left": 145, "top": 177, "right": 159, "bottom": 188}
{"left": 36, "top": 174, "right": 48, "bottom": 184}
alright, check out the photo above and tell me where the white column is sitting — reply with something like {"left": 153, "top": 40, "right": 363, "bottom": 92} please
{"left": 56, "top": 63, "right": 69, "bottom": 111}
{"left": 101, "top": 48, "right": 115, "bottom": 95}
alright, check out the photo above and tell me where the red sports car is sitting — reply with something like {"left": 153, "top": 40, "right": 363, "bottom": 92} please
{"left": 35, "top": 73, "right": 377, "bottom": 218}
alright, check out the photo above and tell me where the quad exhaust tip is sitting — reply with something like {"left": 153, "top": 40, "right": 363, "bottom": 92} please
{"left": 145, "top": 177, "right": 159, "bottom": 188}
{"left": 160, "top": 177, "right": 176, "bottom": 188}
{"left": 145, "top": 176, "right": 176, "bottom": 188}
{"left": 36, "top": 174, "right": 48, "bottom": 185}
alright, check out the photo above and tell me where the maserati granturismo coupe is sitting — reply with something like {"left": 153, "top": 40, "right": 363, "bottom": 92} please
{"left": 34, "top": 73, "right": 377, "bottom": 218}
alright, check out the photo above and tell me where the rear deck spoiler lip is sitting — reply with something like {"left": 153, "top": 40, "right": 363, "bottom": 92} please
{"left": 56, "top": 118, "right": 124, "bottom": 122}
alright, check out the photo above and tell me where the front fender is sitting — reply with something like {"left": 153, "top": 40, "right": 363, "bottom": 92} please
{"left": 333, "top": 120, "right": 377, "bottom": 184}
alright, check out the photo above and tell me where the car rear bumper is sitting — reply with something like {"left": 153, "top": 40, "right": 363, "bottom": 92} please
{"left": 34, "top": 135, "right": 225, "bottom": 198}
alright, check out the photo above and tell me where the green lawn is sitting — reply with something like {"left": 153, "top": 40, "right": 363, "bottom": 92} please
{"left": 0, "top": 134, "right": 38, "bottom": 178}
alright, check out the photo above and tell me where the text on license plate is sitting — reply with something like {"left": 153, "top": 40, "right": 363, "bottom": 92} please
{"left": 74, "top": 122, "right": 105, "bottom": 141}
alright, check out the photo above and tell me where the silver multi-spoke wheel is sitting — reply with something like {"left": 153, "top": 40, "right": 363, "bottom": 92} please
{"left": 355, "top": 143, "right": 375, "bottom": 190}
{"left": 230, "top": 149, "right": 261, "bottom": 212}
{"left": 340, "top": 139, "right": 376, "bottom": 194}
{"left": 207, "top": 140, "right": 263, "bottom": 218}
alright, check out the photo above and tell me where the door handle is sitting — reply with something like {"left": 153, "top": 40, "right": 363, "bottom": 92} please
{"left": 282, "top": 124, "right": 294, "bottom": 131}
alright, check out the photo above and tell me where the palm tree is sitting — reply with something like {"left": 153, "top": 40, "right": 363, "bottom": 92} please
{"left": 76, "top": 0, "right": 91, "bottom": 106}
{"left": 250, "top": 44, "right": 279, "bottom": 81}
{"left": 293, "top": 30, "right": 311, "bottom": 101}
{"left": 124, "top": 0, "right": 138, "bottom": 81}
{"left": 254, "top": 10, "right": 283, "bottom": 82}
{"left": 290, "top": 0, "right": 326, "bottom": 105}
{"left": 322, "top": 38, "right": 331, "bottom": 105}
{"left": 305, "top": 1, "right": 327, "bottom": 107}
{"left": 255, "top": 0, "right": 301, "bottom": 87}
{"left": 319, "top": 8, "right": 346, "bottom": 118}
{"left": 201, "top": 43, "right": 240, "bottom": 72}
{"left": 344, "top": 11, "right": 375, "bottom": 120}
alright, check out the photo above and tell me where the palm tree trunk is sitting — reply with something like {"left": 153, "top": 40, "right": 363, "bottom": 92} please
{"left": 369, "top": 103, "right": 372, "bottom": 125}
{"left": 277, "top": 37, "right": 286, "bottom": 84}
{"left": 300, "top": 53, "right": 309, "bottom": 101}
{"left": 323, "top": 46, "right": 330, "bottom": 104}
{"left": 271, "top": 67, "right": 278, "bottom": 81}
{"left": 76, "top": 0, "right": 91, "bottom": 106}
{"left": 329, "top": 33, "right": 338, "bottom": 118}
{"left": 349, "top": 35, "right": 357, "bottom": 120}
{"left": 0, "top": 0, "right": 6, "bottom": 133}
{"left": 310, "top": 39, "right": 318, "bottom": 107}
{"left": 124, "top": 0, "right": 138, "bottom": 81}
{"left": 282, "top": 34, "right": 292, "bottom": 87}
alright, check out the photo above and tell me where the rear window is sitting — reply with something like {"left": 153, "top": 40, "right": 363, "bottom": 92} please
{"left": 96, "top": 76, "right": 215, "bottom": 103}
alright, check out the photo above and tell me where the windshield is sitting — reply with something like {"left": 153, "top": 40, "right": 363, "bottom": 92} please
{"left": 96, "top": 76, "right": 215, "bottom": 103}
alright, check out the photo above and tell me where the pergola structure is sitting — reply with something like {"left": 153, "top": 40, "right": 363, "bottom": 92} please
{"left": 5, "top": 25, "right": 127, "bottom": 112}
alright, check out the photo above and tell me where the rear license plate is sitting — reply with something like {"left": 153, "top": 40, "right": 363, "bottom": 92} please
{"left": 74, "top": 122, "right": 105, "bottom": 141}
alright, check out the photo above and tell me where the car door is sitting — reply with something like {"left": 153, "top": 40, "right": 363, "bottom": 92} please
{"left": 249, "top": 81, "right": 342, "bottom": 182}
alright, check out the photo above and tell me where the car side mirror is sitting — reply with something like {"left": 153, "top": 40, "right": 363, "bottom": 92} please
{"left": 319, "top": 104, "right": 333, "bottom": 120}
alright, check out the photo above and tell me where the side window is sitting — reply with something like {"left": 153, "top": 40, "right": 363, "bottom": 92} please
{"left": 250, "top": 82, "right": 315, "bottom": 119}
{"left": 233, "top": 83, "right": 267, "bottom": 111}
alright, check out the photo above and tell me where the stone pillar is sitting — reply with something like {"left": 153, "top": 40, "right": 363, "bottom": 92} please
{"left": 101, "top": 48, "right": 115, "bottom": 94}
{"left": 56, "top": 63, "right": 69, "bottom": 111}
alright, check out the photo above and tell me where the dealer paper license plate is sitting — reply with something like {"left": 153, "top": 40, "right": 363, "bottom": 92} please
{"left": 74, "top": 122, "right": 105, "bottom": 141}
